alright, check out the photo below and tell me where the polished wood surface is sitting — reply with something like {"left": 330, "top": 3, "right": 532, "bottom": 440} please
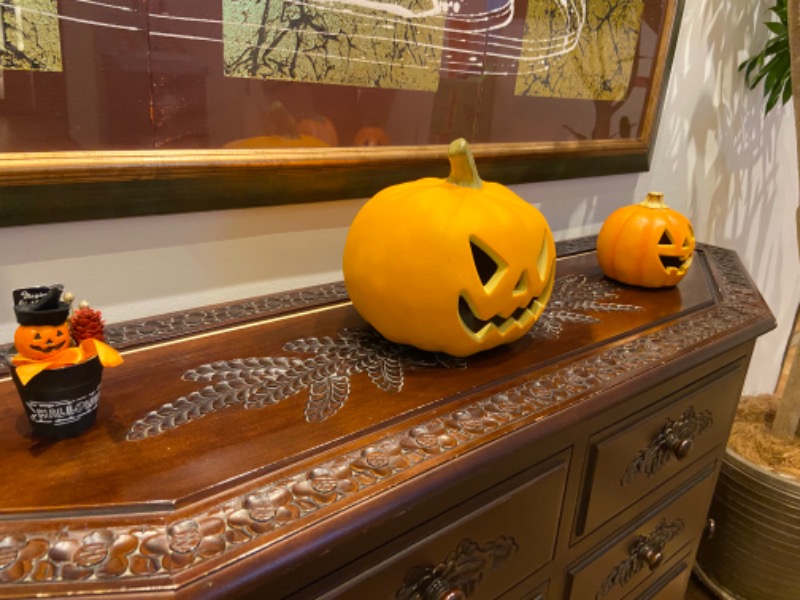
{"left": 0, "top": 239, "right": 774, "bottom": 599}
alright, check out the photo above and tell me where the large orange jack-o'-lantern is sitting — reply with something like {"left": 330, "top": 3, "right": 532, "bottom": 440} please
{"left": 343, "top": 138, "right": 556, "bottom": 357}
{"left": 597, "top": 192, "right": 696, "bottom": 288}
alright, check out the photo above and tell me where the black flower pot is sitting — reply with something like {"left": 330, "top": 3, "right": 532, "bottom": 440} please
{"left": 8, "top": 355, "right": 104, "bottom": 439}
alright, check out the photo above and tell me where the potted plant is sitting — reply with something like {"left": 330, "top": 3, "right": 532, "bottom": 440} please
{"left": 4, "top": 285, "right": 123, "bottom": 439}
{"left": 694, "top": 1, "right": 800, "bottom": 598}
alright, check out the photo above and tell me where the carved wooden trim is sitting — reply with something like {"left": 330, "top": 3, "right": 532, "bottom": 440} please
{"left": 104, "top": 282, "right": 349, "bottom": 349}
{"left": 396, "top": 535, "right": 518, "bottom": 600}
{"left": 621, "top": 406, "right": 713, "bottom": 485}
{"left": 596, "top": 518, "right": 685, "bottom": 599}
{"left": 0, "top": 245, "right": 774, "bottom": 590}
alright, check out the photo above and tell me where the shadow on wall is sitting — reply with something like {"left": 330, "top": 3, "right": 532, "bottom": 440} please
{"left": 679, "top": 0, "right": 798, "bottom": 393}
{"left": 692, "top": 2, "right": 791, "bottom": 262}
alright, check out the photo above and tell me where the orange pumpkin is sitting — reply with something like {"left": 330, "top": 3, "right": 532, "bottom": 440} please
{"left": 222, "top": 135, "right": 328, "bottom": 149}
{"left": 223, "top": 101, "right": 330, "bottom": 149}
{"left": 343, "top": 138, "right": 555, "bottom": 357}
{"left": 353, "top": 126, "right": 389, "bottom": 147}
{"left": 596, "top": 192, "right": 695, "bottom": 288}
{"left": 297, "top": 115, "right": 339, "bottom": 146}
{"left": 14, "top": 322, "right": 71, "bottom": 361}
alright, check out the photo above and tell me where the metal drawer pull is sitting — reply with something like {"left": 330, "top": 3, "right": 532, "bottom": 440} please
{"left": 704, "top": 518, "right": 716, "bottom": 539}
{"left": 636, "top": 544, "right": 664, "bottom": 570}
{"left": 397, "top": 535, "right": 517, "bottom": 600}
{"left": 597, "top": 518, "right": 684, "bottom": 599}
{"left": 622, "top": 406, "right": 713, "bottom": 485}
{"left": 423, "top": 578, "right": 466, "bottom": 600}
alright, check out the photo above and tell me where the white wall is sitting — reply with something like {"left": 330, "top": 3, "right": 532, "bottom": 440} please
{"left": 1, "top": 0, "right": 796, "bottom": 394}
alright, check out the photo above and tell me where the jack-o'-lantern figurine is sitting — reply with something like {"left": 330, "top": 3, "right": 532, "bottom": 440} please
{"left": 596, "top": 192, "right": 695, "bottom": 288}
{"left": 343, "top": 138, "right": 556, "bottom": 357}
{"left": 7, "top": 285, "right": 123, "bottom": 438}
{"left": 10, "top": 285, "right": 122, "bottom": 385}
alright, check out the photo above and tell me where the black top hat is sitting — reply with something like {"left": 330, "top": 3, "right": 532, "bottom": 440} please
{"left": 13, "top": 285, "right": 70, "bottom": 326}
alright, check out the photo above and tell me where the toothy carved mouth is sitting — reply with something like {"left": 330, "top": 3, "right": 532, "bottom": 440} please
{"left": 29, "top": 341, "right": 66, "bottom": 354}
{"left": 458, "top": 295, "right": 538, "bottom": 336}
{"left": 659, "top": 254, "right": 693, "bottom": 272}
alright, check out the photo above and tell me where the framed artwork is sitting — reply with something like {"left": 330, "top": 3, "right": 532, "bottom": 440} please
{"left": 0, "top": 0, "right": 684, "bottom": 226}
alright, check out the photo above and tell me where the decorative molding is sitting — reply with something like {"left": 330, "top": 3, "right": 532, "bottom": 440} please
{"left": 621, "top": 406, "right": 713, "bottom": 485}
{"left": 0, "top": 246, "right": 774, "bottom": 588}
{"left": 104, "top": 282, "right": 350, "bottom": 348}
{"left": 396, "top": 535, "right": 518, "bottom": 600}
{"left": 596, "top": 518, "right": 685, "bottom": 599}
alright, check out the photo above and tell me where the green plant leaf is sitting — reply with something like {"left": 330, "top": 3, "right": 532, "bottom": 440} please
{"left": 765, "top": 21, "right": 787, "bottom": 35}
{"left": 782, "top": 77, "right": 793, "bottom": 104}
{"left": 742, "top": 0, "right": 793, "bottom": 110}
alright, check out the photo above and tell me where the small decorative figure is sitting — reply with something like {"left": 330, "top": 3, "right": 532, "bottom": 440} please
{"left": 5, "top": 285, "right": 123, "bottom": 438}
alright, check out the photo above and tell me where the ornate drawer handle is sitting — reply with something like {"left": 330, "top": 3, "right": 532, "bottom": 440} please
{"left": 397, "top": 535, "right": 517, "bottom": 600}
{"left": 664, "top": 431, "right": 693, "bottom": 460}
{"left": 423, "top": 578, "right": 467, "bottom": 600}
{"left": 635, "top": 544, "right": 664, "bottom": 570}
{"left": 597, "top": 518, "right": 684, "bottom": 599}
{"left": 622, "top": 406, "right": 713, "bottom": 485}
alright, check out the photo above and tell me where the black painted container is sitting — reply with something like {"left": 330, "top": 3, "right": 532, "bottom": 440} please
{"left": 7, "top": 355, "right": 103, "bottom": 439}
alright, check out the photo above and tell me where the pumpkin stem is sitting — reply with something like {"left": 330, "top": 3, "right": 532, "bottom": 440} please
{"left": 639, "top": 192, "right": 667, "bottom": 209}
{"left": 446, "top": 138, "right": 482, "bottom": 189}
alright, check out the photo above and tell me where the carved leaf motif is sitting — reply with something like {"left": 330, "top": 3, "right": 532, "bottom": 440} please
{"left": 127, "top": 328, "right": 465, "bottom": 440}
{"left": 305, "top": 375, "right": 350, "bottom": 422}
{"left": 529, "top": 275, "right": 643, "bottom": 339}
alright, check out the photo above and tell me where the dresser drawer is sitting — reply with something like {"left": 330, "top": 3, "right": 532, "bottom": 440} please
{"left": 634, "top": 554, "right": 692, "bottom": 600}
{"left": 317, "top": 454, "right": 569, "bottom": 600}
{"left": 566, "top": 463, "right": 716, "bottom": 600}
{"left": 576, "top": 359, "right": 746, "bottom": 537}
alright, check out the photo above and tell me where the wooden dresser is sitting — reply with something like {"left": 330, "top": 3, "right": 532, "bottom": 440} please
{"left": 0, "top": 238, "right": 775, "bottom": 600}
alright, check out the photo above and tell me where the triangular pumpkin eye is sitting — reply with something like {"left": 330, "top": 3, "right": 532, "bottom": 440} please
{"left": 682, "top": 237, "right": 691, "bottom": 249}
{"left": 469, "top": 239, "right": 503, "bottom": 287}
{"left": 658, "top": 231, "right": 674, "bottom": 245}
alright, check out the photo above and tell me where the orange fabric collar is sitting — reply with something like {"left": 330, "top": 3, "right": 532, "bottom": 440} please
{"left": 11, "top": 339, "right": 123, "bottom": 386}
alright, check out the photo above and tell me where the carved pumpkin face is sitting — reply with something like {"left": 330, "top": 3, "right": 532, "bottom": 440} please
{"left": 14, "top": 322, "right": 70, "bottom": 360}
{"left": 353, "top": 126, "right": 389, "bottom": 147}
{"left": 597, "top": 192, "right": 695, "bottom": 288}
{"left": 343, "top": 139, "right": 556, "bottom": 357}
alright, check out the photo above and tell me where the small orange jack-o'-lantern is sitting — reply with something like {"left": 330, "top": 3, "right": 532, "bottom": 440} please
{"left": 11, "top": 285, "right": 72, "bottom": 360}
{"left": 596, "top": 192, "right": 695, "bottom": 288}
{"left": 353, "top": 126, "right": 389, "bottom": 147}
{"left": 14, "top": 322, "right": 70, "bottom": 360}
{"left": 343, "top": 139, "right": 556, "bottom": 357}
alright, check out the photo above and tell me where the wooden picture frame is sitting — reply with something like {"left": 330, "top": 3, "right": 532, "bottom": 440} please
{"left": 0, "top": 0, "right": 684, "bottom": 227}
